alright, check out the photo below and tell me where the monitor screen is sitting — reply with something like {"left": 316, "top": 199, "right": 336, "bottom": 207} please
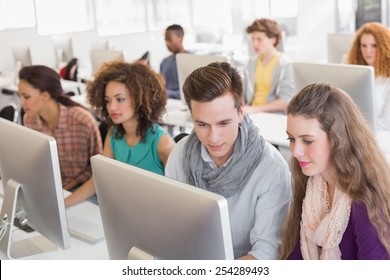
{"left": 0, "top": 118, "right": 70, "bottom": 259}
{"left": 327, "top": 33, "right": 354, "bottom": 63}
{"left": 90, "top": 49, "right": 124, "bottom": 75}
{"left": 176, "top": 53, "right": 227, "bottom": 106}
{"left": 91, "top": 155, "right": 234, "bottom": 260}
{"left": 29, "top": 38, "right": 58, "bottom": 70}
{"left": 292, "top": 62, "right": 376, "bottom": 133}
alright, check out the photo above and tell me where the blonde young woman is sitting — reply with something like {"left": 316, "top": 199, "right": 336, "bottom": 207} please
{"left": 346, "top": 22, "right": 390, "bottom": 131}
{"left": 280, "top": 83, "right": 390, "bottom": 259}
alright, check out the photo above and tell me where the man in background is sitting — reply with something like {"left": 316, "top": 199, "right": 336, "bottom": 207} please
{"left": 160, "top": 24, "right": 187, "bottom": 100}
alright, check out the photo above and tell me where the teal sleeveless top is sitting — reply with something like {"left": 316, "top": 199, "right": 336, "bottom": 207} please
{"left": 110, "top": 124, "right": 169, "bottom": 175}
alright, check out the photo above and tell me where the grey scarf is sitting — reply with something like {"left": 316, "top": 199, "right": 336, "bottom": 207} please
{"left": 183, "top": 114, "right": 264, "bottom": 197}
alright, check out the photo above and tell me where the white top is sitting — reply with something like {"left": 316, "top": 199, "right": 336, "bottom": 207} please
{"left": 165, "top": 137, "right": 292, "bottom": 259}
{"left": 375, "top": 77, "right": 390, "bottom": 131}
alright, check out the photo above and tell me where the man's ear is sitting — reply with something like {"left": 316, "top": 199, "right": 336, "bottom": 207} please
{"left": 238, "top": 102, "right": 244, "bottom": 121}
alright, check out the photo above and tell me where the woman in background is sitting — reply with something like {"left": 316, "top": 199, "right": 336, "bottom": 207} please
{"left": 243, "top": 18, "right": 295, "bottom": 114}
{"left": 280, "top": 83, "right": 390, "bottom": 260}
{"left": 65, "top": 62, "right": 175, "bottom": 207}
{"left": 18, "top": 65, "right": 102, "bottom": 191}
{"left": 346, "top": 21, "right": 390, "bottom": 131}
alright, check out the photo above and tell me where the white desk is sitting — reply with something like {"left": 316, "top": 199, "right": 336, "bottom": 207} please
{"left": 249, "top": 112, "right": 289, "bottom": 147}
{"left": 61, "top": 80, "right": 86, "bottom": 96}
{"left": 250, "top": 113, "right": 390, "bottom": 165}
{"left": 71, "top": 93, "right": 89, "bottom": 108}
{"left": 163, "top": 99, "right": 191, "bottom": 130}
{"left": 249, "top": 113, "right": 390, "bottom": 164}
{"left": 0, "top": 181, "right": 109, "bottom": 260}
{"left": 0, "top": 75, "right": 86, "bottom": 96}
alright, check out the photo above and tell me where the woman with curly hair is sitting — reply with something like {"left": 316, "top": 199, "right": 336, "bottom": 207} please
{"left": 280, "top": 83, "right": 390, "bottom": 259}
{"left": 346, "top": 22, "right": 390, "bottom": 131}
{"left": 65, "top": 62, "right": 175, "bottom": 207}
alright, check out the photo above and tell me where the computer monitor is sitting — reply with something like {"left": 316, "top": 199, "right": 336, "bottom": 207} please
{"left": 0, "top": 118, "right": 70, "bottom": 259}
{"left": 292, "top": 62, "right": 376, "bottom": 133}
{"left": 327, "top": 33, "right": 354, "bottom": 63}
{"left": 176, "top": 53, "right": 227, "bottom": 106}
{"left": 91, "top": 155, "right": 234, "bottom": 260}
{"left": 29, "top": 38, "right": 58, "bottom": 70}
{"left": 90, "top": 49, "right": 125, "bottom": 75}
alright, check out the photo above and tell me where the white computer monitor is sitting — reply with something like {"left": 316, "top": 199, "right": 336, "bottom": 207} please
{"left": 176, "top": 53, "right": 227, "bottom": 106}
{"left": 0, "top": 118, "right": 70, "bottom": 259}
{"left": 292, "top": 62, "right": 376, "bottom": 133}
{"left": 90, "top": 49, "right": 125, "bottom": 75}
{"left": 29, "top": 38, "right": 58, "bottom": 70}
{"left": 327, "top": 33, "right": 354, "bottom": 63}
{"left": 91, "top": 154, "right": 234, "bottom": 260}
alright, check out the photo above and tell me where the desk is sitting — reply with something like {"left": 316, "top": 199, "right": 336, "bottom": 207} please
{"left": 0, "top": 75, "right": 86, "bottom": 96}
{"left": 248, "top": 114, "right": 390, "bottom": 164}
{"left": 249, "top": 113, "right": 289, "bottom": 147}
{"left": 163, "top": 99, "right": 191, "bottom": 132}
{"left": 61, "top": 80, "right": 86, "bottom": 96}
{"left": 0, "top": 181, "right": 109, "bottom": 260}
{"left": 71, "top": 94, "right": 89, "bottom": 108}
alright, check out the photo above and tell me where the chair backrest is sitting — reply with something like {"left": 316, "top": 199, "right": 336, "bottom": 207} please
{"left": 0, "top": 103, "right": 18, "bottom": 123}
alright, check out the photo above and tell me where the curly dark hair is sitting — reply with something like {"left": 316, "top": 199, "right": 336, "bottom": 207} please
{"left": 87, "top": 62, "right": 167, "bottom": 141}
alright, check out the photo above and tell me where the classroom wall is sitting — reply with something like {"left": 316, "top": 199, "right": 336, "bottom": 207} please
{"left": 0, "top": 0, "right": 342, "bottom": 76}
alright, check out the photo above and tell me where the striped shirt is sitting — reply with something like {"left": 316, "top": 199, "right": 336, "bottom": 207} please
{"left": 24, "top": 104, "right": 103, "bottom": 187}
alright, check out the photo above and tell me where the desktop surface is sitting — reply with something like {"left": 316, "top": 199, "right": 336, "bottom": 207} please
{"left": 0, "top": 183, "right": 109, "bottom": 260}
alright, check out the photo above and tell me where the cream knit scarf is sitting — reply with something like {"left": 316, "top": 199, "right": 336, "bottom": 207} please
{"left": 300, "top": 175, "right": 352, "bottom": 259}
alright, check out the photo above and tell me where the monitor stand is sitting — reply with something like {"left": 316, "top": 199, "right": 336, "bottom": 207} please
{"left": 127, "top": 246, "right": 155, "bottom": 260}
{"left": 0, "top": 179, "right": 57, "bottom": 259}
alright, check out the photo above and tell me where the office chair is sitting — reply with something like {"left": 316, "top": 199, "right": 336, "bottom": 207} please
{"left": 173, "top": 132, "right": 188, "bottom": 143}
{"left": 0, "top": 103, "right": 18, "bottom": 123}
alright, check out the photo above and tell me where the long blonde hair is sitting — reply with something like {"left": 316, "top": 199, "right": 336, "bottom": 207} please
{"left": 346, "top": 22, "right": 390, "bottom": 77}
{"left": 279, "top": 83, "right": 390, "bottom": 259}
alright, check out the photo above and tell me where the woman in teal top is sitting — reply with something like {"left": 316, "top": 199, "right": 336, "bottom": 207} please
{"left": 111, "top": 124, "right": 168, "bottom": 175}
{"left": 65, "top": 62, "right": 175, "bottom": 207}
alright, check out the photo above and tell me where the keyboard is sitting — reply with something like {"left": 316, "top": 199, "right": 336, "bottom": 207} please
{"left": 67, "top": 216, "right": 105, "bottom": 245}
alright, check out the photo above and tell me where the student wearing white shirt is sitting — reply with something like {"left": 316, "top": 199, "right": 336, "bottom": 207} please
{"left": 346, "top": 22, "right": 390, "bottom": 131}
{"left": 165, "top": 62, "right": 291, "bottom": 259}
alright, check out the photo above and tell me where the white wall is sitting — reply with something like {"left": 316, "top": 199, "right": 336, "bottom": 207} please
{"left": 288, "top": 0, "right": 337, "bottom": 63}
{"left": 0, "top": 0, "right": 342, "bottom": 76}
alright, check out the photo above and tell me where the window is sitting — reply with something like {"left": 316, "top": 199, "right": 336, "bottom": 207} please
{"left": 146, "top": 0, "right": 190, "bottom": 31}
{"left": 0, "top": 0, "right": 35, "bottom": 30}
{"left": 95, "top": 0, "right": 147, "bottom": 36}
{"left": 35, "top": 0, "right": 93, "bottom": 35}
{"left": 192, "top": 0, "right": 233, "bottom": 39}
